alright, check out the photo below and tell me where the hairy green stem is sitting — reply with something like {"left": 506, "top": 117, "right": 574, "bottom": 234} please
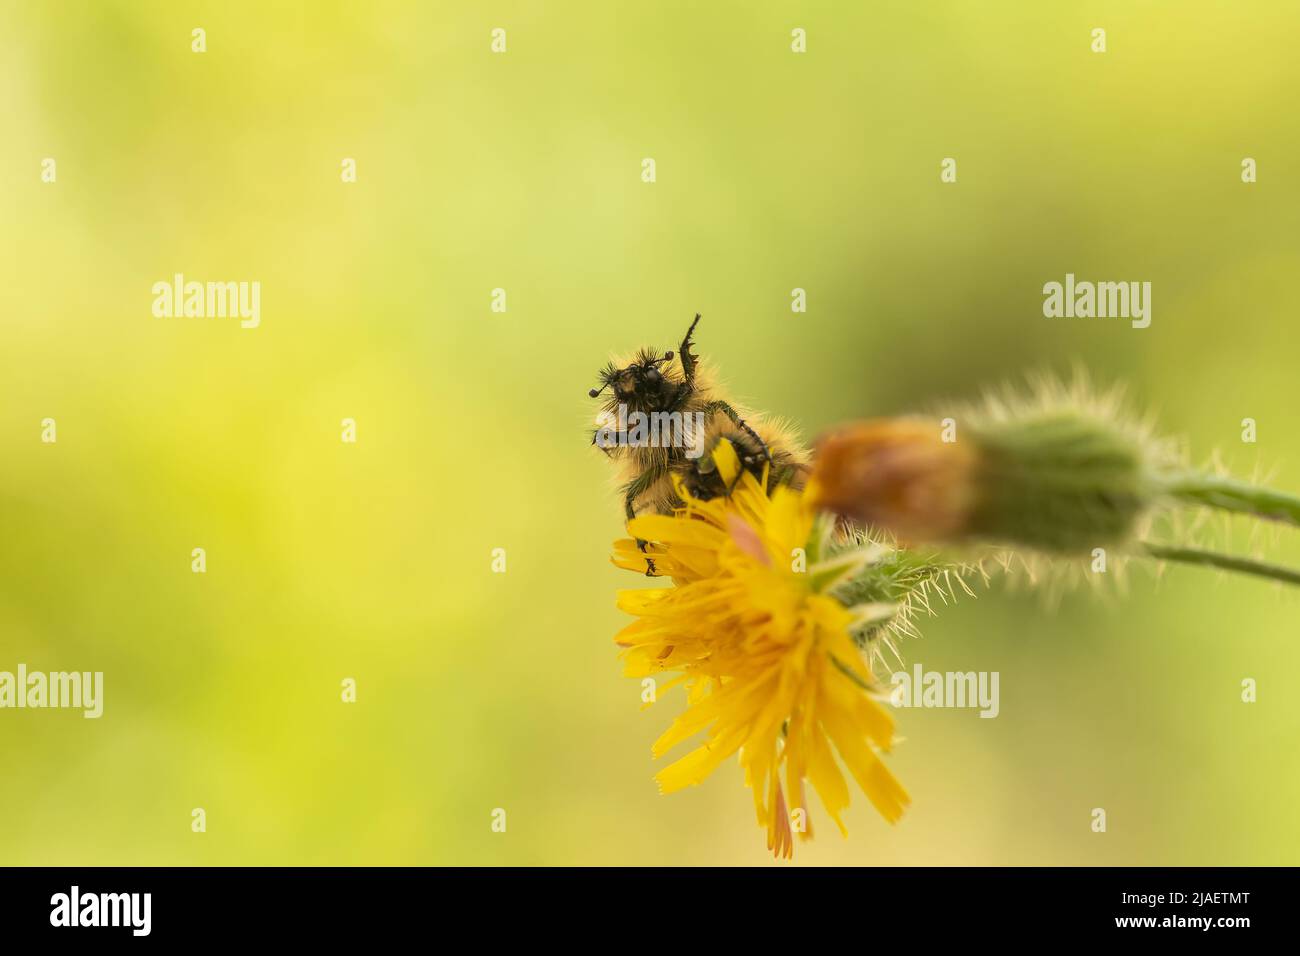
{"left": 1140, "top": 543, "right": 1300, "bottom": 587}
{"left": 1161, "top": 472, "right": 1300, "bottom": 526}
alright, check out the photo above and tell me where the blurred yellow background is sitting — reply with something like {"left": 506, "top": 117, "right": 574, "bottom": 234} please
{"left": 2, "top": 1, "right": 1298, "bottom": 865}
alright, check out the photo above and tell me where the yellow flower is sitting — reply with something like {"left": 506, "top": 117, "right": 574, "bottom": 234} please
{"left": 611, "top": 442, "right": 909, "bottom": 857}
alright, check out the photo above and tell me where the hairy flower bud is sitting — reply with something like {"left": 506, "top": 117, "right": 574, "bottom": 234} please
{"left": 814, "top": 408, "right": 1159, "bottom": 553}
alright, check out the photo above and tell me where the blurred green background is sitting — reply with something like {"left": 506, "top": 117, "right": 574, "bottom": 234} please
{"left": 2, "top": 1, "right": 1298, "bottom": 865}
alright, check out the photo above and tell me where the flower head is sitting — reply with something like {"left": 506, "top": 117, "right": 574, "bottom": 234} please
{"left": 612, "top": 441, "right": 908, "bottom": 857}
